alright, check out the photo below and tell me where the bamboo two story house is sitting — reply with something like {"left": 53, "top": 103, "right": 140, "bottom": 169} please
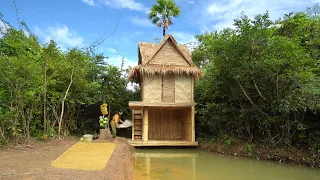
{"left": 128, "top": 34, "right": 203, "bottom": 146}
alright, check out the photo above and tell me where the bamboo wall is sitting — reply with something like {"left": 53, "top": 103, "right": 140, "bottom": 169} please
{"left": 149, "top": 40, "right": 190, "bottom": 66}
{"left": 175, "top": 75, "right": 192, "bottom": 103}
{"left": 162, "top": 75, "right": 175, "bottom": 102}
{"left": 143, "top": 75, "right": 162, "bottom": 102}
{"left": 148, "top": 107, "right": 191, "bottom": 140}
{"left": 142, "top": 75, "right": 193, "bottom": 103}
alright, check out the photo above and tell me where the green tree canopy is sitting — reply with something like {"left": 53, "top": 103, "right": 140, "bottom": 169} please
{"left": 149, "top": 0, "right": 181, "bottom": 37}
{"left": 193, "top": 5, "right": 320, "bottom": 153}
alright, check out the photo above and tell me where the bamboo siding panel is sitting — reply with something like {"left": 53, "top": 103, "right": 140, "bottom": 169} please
{"left": 175, "top": 75, "right": 192, "bottom": 103}
{"left": 148, "top": 108, "right": 188, "bottom": 140}
{"left": 162, "top": 75, "right": 175, "bottom": 102}
{"left": 143, "top": 75, "right": 161, "bottom": 102}
{"left": 149, "top": 40, "right": 190, "bottom": 66}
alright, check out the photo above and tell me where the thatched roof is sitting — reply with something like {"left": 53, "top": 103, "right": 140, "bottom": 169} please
{"left": 129, "top": 34, "right": 203, "bottom": 81}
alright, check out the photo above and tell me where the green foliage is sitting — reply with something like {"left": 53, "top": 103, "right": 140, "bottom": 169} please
{"left": 246, "top": 144, "right": 254, "bottom": 157}
{"left": 194, "top": 5, "right": 320, "bottom": 154}
{"left": 224, "top": 139, "right": 232, "bottom": 145}
{"left": 149, "top": 0, "right": 181, "bottom": 36}
{"left": 0, "top": 14, "right": 139, "bottom": 142}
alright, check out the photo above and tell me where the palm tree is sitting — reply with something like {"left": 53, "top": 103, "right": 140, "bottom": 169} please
{"left": 149, "top": 0, "right": 181, "bottom": 37}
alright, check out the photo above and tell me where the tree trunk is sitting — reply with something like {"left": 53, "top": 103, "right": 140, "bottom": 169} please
{"left": 43, "top": 58, "right": 47, "bottom": 136}
{"left": 58, "top": 68, "right": 74, "bottom": 139}
{"left": 163, "top": 28, "right": 166, "bottom": 37}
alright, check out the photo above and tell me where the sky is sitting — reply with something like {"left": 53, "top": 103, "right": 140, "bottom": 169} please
{"left": 0, "top": 0, "right": 319, "bottom": 69}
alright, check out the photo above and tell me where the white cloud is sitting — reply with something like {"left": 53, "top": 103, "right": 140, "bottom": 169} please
{"left": 106, "top": 47, "right": 117, "bottom": 54}
{"left": 103, "top": 0, "right": 148, "bottom": 12}
{"left": 131, "top": 17, "right": 153, "bottom": 27}
{"left": 170, "top": 31, "right": 197, "bottom": 45}
{"left": 81, "top": 0, "right": 149, "bottom": 12}
{"left": 105, "top": 55, "right": 139, "bottom": 91}
{"left": 82, "top": 0, "right": 95, "bottom": 6}
{"left": 188, "top": 1, "right": 195, "bottom": 4}
{"left": 107, "top": 55, "right": 137, "bottom": 70}
{"left": 196, "top": 0, "right": 316, "bottom": 31}
{"left": 35, "top": 24, "right": 84, "bottom": 49}
{"left": 0, "top": 21, "right": 8, "bottom": 35}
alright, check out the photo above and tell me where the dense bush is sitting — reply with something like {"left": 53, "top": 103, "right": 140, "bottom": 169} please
{"left": 193, "top": 6, "right": 320, "bottom": 153}
{"left": 0, "top": 15, "right": 139, "bottom": 146}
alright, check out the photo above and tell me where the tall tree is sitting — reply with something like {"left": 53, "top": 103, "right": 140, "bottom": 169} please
{"left": 149, "top": 0, "right": 181, "bottom": 37}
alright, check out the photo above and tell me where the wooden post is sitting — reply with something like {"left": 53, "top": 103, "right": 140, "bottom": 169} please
{"left": 191, "top": 76, "right": 194, "bottom": 102}
{"left": 143, "top": 107, "right": 149, "bottom": 142}
{"left": 107, "top": 104, "right": 111, "bottom": 129}
{"left": 191, "top": 106, "right": 195, "bottom": 142}
{"left": 132, "top": 110, "right": 135, "bottom": 140}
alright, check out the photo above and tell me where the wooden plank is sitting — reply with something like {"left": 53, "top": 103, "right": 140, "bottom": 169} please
{"left": 134, "top": 115, "right": 142, "bottom": 119}
{"left": 135, "top": 125, "right": 142, "bottom": 130}
{"left": 129, "top": 101, "right": 195, "bottom": 108}
{"left": 133, "top": 153, "right": 198, "bottom": 158}
{"left": 135, "top": 119, "right": 142, "bottom": 123}
{"left": 134, "top": 130, "right": 142, "bottom": 135}
{"left": 134, "top": 137, "right": 142, "bottom": 140}
{"left": 142, "top": 107, "right": 148, "bottom": 142}
{"left": 134, "top": 110, "right": 143, "bottom": 114}
{"left": 132, "top": 110, "right": 135, "bottom": 140}
{"left": 128, "top": 140, "right": 198, "bottom": 147}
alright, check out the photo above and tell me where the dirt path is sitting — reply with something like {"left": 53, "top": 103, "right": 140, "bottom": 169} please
{"left": 0, "top": 137, "right": 133, "bottom": 180}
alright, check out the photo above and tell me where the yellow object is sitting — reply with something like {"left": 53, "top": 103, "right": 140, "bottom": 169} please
{"left": 51, "top": 142, "right": 115, "bottom": 170}
{"left": 112, "top": 114, "right": 121, "bottom": 124}
{"left": 100, "top": 103, "right": 108, "bottom": 115}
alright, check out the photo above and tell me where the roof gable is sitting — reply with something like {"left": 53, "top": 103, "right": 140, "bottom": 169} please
{"left": 138, "top": 34, "right": 194, "bottom": 66}
{"left": 148, "top": 39, "right": 190, "bottom": 66}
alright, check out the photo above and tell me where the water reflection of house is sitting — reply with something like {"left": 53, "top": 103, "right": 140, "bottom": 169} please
{"left": 133, "top": 151, "right": 197, "bottom": 180}
{"left": 128, "top": 34, "right": 203, "bottom": 146}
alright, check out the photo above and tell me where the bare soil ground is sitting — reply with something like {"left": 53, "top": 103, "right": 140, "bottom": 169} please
{"left": 0, "top": 137, "right": 133, "bottom": 180}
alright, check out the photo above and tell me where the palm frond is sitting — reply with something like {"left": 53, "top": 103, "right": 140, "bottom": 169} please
{"left": 148, "top": 0, "right": 181, "bottom": 31}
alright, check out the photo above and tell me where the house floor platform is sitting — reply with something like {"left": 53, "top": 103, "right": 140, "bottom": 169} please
{"left": 128, "top": 140, "right": 198, "bottom": 147}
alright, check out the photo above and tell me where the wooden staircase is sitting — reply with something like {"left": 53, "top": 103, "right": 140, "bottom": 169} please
{"left": 132, "top": 109, "right": 143, "bottom": 140}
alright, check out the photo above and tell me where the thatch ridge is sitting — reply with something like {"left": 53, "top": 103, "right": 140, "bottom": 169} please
{"left": 130, "top": 34, "right": 203, "bottom": 82}
{"left": 128, "top": 65, "right": 203, "bottom": 81}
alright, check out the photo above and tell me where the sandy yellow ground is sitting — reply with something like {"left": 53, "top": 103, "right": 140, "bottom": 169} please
{"left": 51, "top": 142, "right": 116, "bottom": 171}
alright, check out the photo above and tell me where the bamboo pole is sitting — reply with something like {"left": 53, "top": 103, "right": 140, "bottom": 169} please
{"left": 191, "top": 106, "right": 195, "bottom": 142}
{"left": 143, "top": 108, "right": 149, "bottom": 142}
{"left": 132, "top": 110, "right": 135, "bottom": 140}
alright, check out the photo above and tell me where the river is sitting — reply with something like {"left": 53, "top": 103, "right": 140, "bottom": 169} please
{"left": 133, "top": 148, "right": 320, "bottom": 180}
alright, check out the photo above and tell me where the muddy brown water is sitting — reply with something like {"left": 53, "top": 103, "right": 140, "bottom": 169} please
{"left": 133, "top": 148, "right": 320, "bottom": 180}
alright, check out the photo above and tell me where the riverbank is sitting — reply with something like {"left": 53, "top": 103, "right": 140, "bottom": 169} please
{"left": 0, "top": 137, "right": 133, "bottom": 180}
{"left": 198, "top": 139, "right": 320, "bottom": 168}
